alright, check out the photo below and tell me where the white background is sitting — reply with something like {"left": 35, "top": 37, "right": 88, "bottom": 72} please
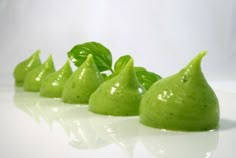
{"left": 0, "top": 0, "right": 236, "bottom": 80}
{"left": 1, "top": 1, "right": 236, "bottom": 158}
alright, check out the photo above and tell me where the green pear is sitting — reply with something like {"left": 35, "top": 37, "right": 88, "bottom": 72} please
{"left": 24, "top": 55, "right": 55, "bottom": 92}
{"left": 89, "top": 58, "right": 146, "bottom": 116}
{"left": 62, "top": 54, "right": 104, "bottom": 104}
{"left": 13, "top": 50, "right": 41, "bottom": 86}
{"left": 140, "top": 51, "right": 219, "bottom": 131}
{"left": 40, "top": 60, "right": 73, "bottom": 98}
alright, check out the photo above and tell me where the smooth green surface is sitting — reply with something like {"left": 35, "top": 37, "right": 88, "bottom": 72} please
{"left": 140, "top": 51, "right": 219, "bottom": 131}
{"left": 62, "top": 54, "right": 104, "bottom": 104}
{"left": 40, "top": 60, "right": 73, "bottom": 98}
{"left": 24, "top": 55, "right": 56, "bottom": 92}
{"left": 13, "top": 50, "right": 41, "bottom": 86}
{"left": 89, "top": 59, "right": 146, "bottom": 116}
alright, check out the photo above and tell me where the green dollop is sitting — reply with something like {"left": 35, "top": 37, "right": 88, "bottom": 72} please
{"left": 24, "top": 55, "right": 56, "bottom": 92}
{"left": 62, "top": 54, "right": 104, "bottom": 104}
{"left": 89, "top": 58, "right": 146, "bottom": 116}
{"left": 13, "top": 50, "right": 41, "bottom": 86}
{"left": 140, "top": 51, "right": 219, "bottom": 131}
{"left": 40, "top": 60, "right": 73, "bottom": 98}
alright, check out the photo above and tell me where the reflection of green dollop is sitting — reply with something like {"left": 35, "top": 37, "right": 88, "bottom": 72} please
{"left": 89, "top": 59, "right": 146, "bottom": 116}
{"left": 13, "top": 50, "right": 41, "bottom": 86}
{"left": 62, "top": 54, "right": 103, "bottom": 104}
{"left": 24, "top": 55, "right": 55, "bottom": 92}
{"left": 140, "top": 51, "right": 219, "bottom": 131}
{"left": 40, "top": 60, "right": 72, "bottom": 98}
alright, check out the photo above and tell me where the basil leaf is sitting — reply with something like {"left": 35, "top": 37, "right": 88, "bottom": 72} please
{"left": 67, "top": 42, "right": 112, "bottom": 72}
{"left": 105, "top": 54, "right": 132, "bottom": 80}
{"left": 114, "top": 55, "right": 131, "bottom": 74}
{"left": 135, "top": 70, "right": 161, "bottom": 90}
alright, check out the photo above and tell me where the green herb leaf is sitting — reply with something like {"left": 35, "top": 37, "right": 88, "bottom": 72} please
{"left": 114, "top": 55, "right": 131, "bottom": 74}
{"left": 68, "top": 42, "right": 113, "bottom": 72}
{"left": 135, "top": 70, "right": 161, "bottom": 90}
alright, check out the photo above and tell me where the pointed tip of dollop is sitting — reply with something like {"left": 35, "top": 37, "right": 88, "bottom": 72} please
{"left": 32, "top": 49, "right": 41, "bottom": 57}
{"left": 58, "top": 59, "right": 73, "bottom": 75}
{"left": 87, "top": 53, "right": 93, "bottom": 58}
{"left": 76, "top": 54, "right": 97, "bottom": 72}
{"left": 190, "top": 50, "right": 207, "bottom": 66}
{"left": 86, "top": 54, "right": 94, "bottom": 61}
{"left": 46, "top": 54, "right": 53, "bottom": 62}
{"left": 63, "top": 59, "right": 72, "bottom": 70}
{"left": 64, "top": 59, "right": 71, "bottom": 66}
{"left": 43, "top": 54, "right": 55, "bottom": 68}
{"left": 84, "top": 54, "right": 95, "bottom": 65}
{"left": 126, "top": 58, "right": 134, "bottom": 68}
{"left": 198, "top": 50, "right": 207, "bottom": 59}
{"left": 35, "top": 49, "right": 41, "bottom": 54}
{"left": 119, "top": 58, "right": 134, "bottom": 76}
{"left": 180, "top": 50, "right": 208, "bottom": 76}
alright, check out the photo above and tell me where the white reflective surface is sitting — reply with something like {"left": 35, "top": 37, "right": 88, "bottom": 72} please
{"left": 0, "top": 75, "right": 236, "bottom": 158}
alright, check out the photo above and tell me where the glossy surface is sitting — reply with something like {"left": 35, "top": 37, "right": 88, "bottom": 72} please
{"left": 40, "top": 60, "right": 72, "bottom": 98}
{"left": 13, "top": 50, "right": 41, "bottom": 86}
{"left": 62, "top": 54, "right": 103, "bottom": 104}
{"left": 0, "top": 74, "right": 236, "bottom": 158}
{"left": 140, "top": 52, "right": 219, "bottom": 131}
{"left": 89, "top": 59, "right": 145, "bottom": 116}
{"left": 24, "top": 55, "right": 55, "bottom": 92}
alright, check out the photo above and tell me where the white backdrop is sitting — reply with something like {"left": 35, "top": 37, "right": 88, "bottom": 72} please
{"left": 0, "top": 0, "right": 235, "bottom": 81}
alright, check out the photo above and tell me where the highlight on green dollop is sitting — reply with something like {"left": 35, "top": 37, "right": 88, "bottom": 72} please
{"left": 40, "top": 60, "right": 73, "bottom": 98}
{"left": 24, "top": 55, "right": 56, "bottom": 92}
{"left": 89, "top": 58, "right": 146, "bottom": 116}
{"left": 140, "top": 51, "right": 219, "bottom": 131}
{"left": 13, "top": 50, "right": 41, "bottom": 86}
{"left": 62, "top": 54, "right": 104, "bottom": 104}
